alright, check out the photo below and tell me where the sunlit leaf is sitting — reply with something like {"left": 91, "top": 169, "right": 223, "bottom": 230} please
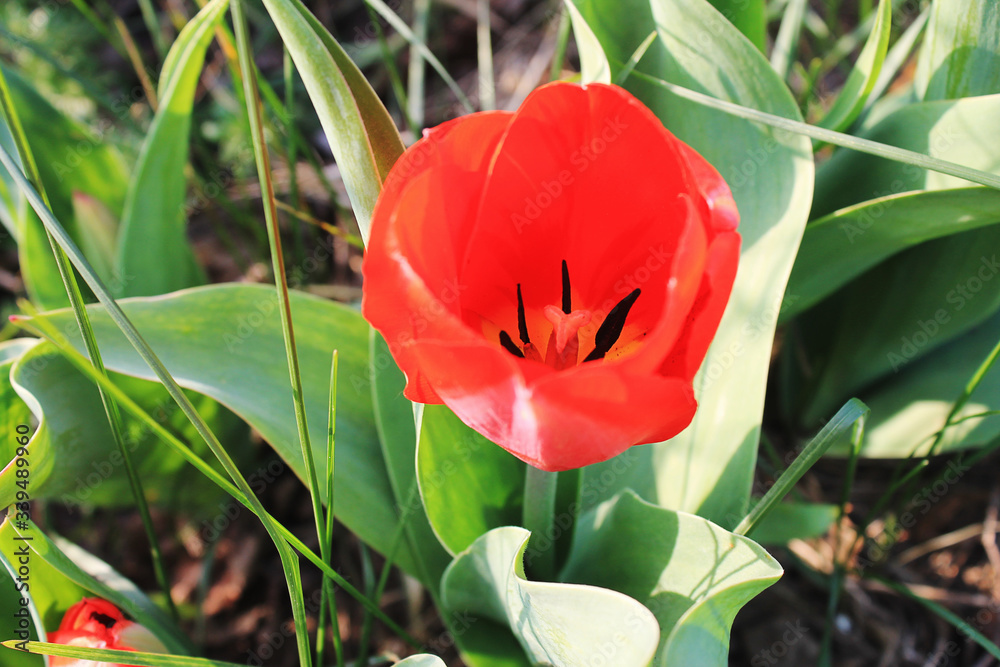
{"left": 442, "top": 526, "right": 660, "bottom": 666}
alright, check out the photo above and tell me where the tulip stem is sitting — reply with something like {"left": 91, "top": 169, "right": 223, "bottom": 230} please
{"left": 522, "top": 466, "right": 559, "bottom": 580}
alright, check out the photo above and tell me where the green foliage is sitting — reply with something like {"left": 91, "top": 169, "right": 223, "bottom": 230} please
{"left": 115, "top": 0, "right": 227, "bottom": 297}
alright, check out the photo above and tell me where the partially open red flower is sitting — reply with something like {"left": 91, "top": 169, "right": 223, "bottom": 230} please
{"left": 48, "top": 598, "right": 164, "bottom": 667}
{"left": 362, "top": 82, "right": 740, "bottom": 471}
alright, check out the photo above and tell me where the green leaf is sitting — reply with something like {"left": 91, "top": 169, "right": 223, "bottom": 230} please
{"left": 0, "top": 341, "right": 242, "bottom": 512}
{"left": 0, "top": 69, "right": 129, "bottom": 309}
{"left": 0, "top": 516, "right": 191, "bottom": 655}
{"left": 370, "top": 333, "right": 451, "bottom": 585}
{"left": 845, "top": 308, "right": 1000, "bottom": 457}
{"left": 259, "top": 0, "right": 405, "bottom": 244}
{"left": 915, "top": 0, "right": 1000, "bottom": 101}
{"left": 26, "top": 284, "right": 423, "bottom": 580}
{"left": 564, "top": 0, "right": 611, "bottom": 84}
{"left": 571, "top": 0, "right": 814, "bottom": 526}
{"left": 115, "top": 0, "right": 227, "bottom": 297}
{"left": 442, "top": 526, "right": 660, "bottom": 666}
{"left": 789, "top": 227, "right": 1000, "bottom": 424}
{"left": 814, "top": 94, "right": 1000, "bottom": 218}
{"left": 416, "top": 405, "right": 524, "bottom": 557}
{"left": 816, "top": 0, "right": 891, "bottom": 132}
{"left": 560, "top": 491, "right": 782, "bottom": 665}
{"left": 747, "top": 502, "right": 838, "bottom": 545}
{"left": 706, "top": 0, "right": 766, "bottom": 52}
{"left": 784, "top": 187, "right": 1000, "bottom": 318}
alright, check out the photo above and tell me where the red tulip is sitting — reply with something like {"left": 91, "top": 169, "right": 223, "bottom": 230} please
{"left": 48, "top": 598, "right": 165, "bottom": 667}
{"left": 362, "top": 82, "right": 740, "bottom": 471}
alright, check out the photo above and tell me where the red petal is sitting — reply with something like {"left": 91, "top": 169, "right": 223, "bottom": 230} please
{"left": 363, "top": 113, "right": 512, "bottom": 401}
{"left": 410, "top": 339, "right": 696, "bottom": 470}
{"left": 659, "top": 231, "right": 741, "bottom": 381}
{"left": 458, "top": 82, "right": 706, "bottom": 352}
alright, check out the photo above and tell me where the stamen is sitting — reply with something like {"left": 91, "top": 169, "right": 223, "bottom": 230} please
{"left": 517, "top": 284, "right": 530, "bottom": 344}
{"left": 584, "top": 289, "right": 641, "bottom": 362}
{"left": 561, "top": 259, "right": 571, "bottom": 314}
{"left": 499, "top": 330, "right": 525, "bottom": 358}
{"left": 91, "top": 612, "right": 118, "bottom": 629}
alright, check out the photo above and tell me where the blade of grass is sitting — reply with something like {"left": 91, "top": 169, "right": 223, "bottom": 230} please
{"left": 232, "top": 0, "right": 326, "bottom": 551}
{"left": 0, "top": 64, "right": 177, "bottom": 622}
{"left": 136, "top": 0, "right": 170, "bottom": 59}
{"left": 624, "top": 69, "right": 1000, "bottom": 190}
{"left": 614, "top": 30, "right": 657, "bottom": 87}
{"left": 736, "top": 399, "right": 869, "bottom": 537}
{"left": 231, "top": 1, "right": 332, "bottom": 662}
{"left": 112, "top": 15, "right": 159, "bottom": 111}
{"left": 316, "top": 351, "right": 345, "bottom": 667}
{"left": 476, "top": 0, "right": 495, "bottom": 110}
{"left": 366, "top": 0, "right": 473, "bottom": 114}
{"left": 283, "top": 48, "right": 305, "bottom": 268}
{"left": 406, "top": 0, "right": 431, "bottom": 131}
{"left": 14, "top": 307, "right": 420, "bottom": 648}
{"left": 1, "top": 642, "right": 241, "bottom": 667}
{"left": 274, "top": 200, "right": 364, "bottom": 249}
{"left": 873, "top": 577, "right": 1000, "bottom": 660}
{"left": 771, "top": 0, "right": 808, "bottom": 80}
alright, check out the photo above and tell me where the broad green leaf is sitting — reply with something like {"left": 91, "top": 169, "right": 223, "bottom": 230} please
{"left": 747, "top": 502, "right": 838, "bottom": 545}
{"left": 370, "top": 333, "right": 451, "bottom": 585}
{"left": 915, "top": 0, "right": 1000, "bottom": 102}
{"left": 26, "top": 284, "right": 422, "bottom": 579}
{"left": 571, "top": 0, "right": 814, "bottom": 526}
{"left": 789, "top": 226, "right": 1000, "bottom": 424}
{"left": 442, "top": 526, "right": 660, "bottom": 666}
{"left": 0, "top": 69, "right": 129, "bottom": 309}
{"left": 817, "top": 0, "right": 891, "bottom": 132}
{"left": 396, "top": 656, "right": 447, "bottom": 667}
{"left": 416, "top": 405, "right": 524, "bottom": 556}
{"left": 560, "top": 491, "right": 782, "bottom": 665}
{"left": 115, "top": 0, "right": 226, "bottom": 297}
{"left": 0, "top": 341, "right": 241, "bottom": 512}
{"left": 706, "top": 0, "right": 766, "bottom": 52}
{"left": 564, "top": 0, "right": 611, "bottom": 84}
{"left": 814, "top": 94, "right": 1000, "bottom": 218}
{"left": 260, "top": 0, "right": 405, "bottom": 244}
{"left": 843, "top": 308, "right": 1000, "bottom": 457}
{"left": 784, "top": 188, "right": 1000, "bottom": 318}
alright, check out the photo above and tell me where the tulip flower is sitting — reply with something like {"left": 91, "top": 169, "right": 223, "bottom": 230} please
{"left": 363, "top": 82, "right": 740, "bottom": 471}
{"left": 48, "top": 598, "right": 165, "bottom": 667}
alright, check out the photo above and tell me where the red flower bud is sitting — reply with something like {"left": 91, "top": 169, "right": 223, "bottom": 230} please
{"left": 363, "top": 82, "right": 740, "bottom": 471}
{"left": 48, "top": 598, "right": 164, "bottom": 667}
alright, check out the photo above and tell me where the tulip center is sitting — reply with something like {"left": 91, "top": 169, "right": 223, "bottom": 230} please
{"left": 498, "top": 260, "right": 641, "bottom": 369}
